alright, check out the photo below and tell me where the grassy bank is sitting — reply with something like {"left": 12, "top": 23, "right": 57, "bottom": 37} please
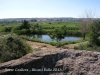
{"left": 74, "top": 43, "right": 100, "bottom": 52}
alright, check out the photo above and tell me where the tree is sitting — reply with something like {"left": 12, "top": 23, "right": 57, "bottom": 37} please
{"left": 30, "top": 23, "right": 43, "bottom": 34}
{"left": 50, "top": 29, "right": 64, "bottom": 42}
{"left": 50, "top": 26, "right": 67, "bottom": 47}
{"left": 79, "top": 10, "right": 95, "bottom": 40}
{"left": 3, "top": 26, "right": 12, "bottom": 32}
{"left": 89, "top": 20, "right": 100, "bottom": 46}
{"left": 20, "top": 20, "right": 30, "bottom": 29}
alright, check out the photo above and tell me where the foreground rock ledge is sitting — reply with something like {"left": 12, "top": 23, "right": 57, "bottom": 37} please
{"left": 0, "top": 49, "right": 100, "bottom": 75}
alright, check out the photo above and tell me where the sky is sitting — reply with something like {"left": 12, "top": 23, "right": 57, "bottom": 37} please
{"left": 0, "top": 0, "right": 100, "bottom": 18}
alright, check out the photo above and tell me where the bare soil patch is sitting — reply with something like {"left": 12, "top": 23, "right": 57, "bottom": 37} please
{"left": 26, "top": 41, "right": 88, "bottom": 50}
{"left": 26, "top": 41, "right": 57, "bottom": 50}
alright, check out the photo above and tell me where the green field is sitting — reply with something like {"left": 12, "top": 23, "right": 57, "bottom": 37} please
{"left": 39, "top": 22, "right": 79, "bottom": 27}
{"left": 0, "top": 21, "right": 81, "bottom": 36}
{"left": 0, "top": 23, "right": 21, "bottom": 32}
{"left": 33, "top": 22, "right": 80, "bottom": 33}
{"left": 0, "top": 21, "right": 80, "bottom": 31}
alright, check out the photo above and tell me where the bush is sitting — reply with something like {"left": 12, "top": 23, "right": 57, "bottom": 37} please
{"left": 89, "top": 20, "right": 100, "bottom": 46}
{"left": 13, "top": 29, "right": 31, "bottom": 35}
{"left": 74, "top": 44, "right": 87, "bottom": 50}
{"left": 2, "top": 26, "right": 12, "bottom": 32}
{"left": 49, "top": 23, "right": 51, "bottom": 24}
{"left": 0, "top": 34, "right": 32, "bottom": 62}
{"left": 49, "top": 42, "right": 57, "bottom": 46}
{"left": 20, "top": 20, "right": 30, "bottom": 29}
{"left": 13, "top": 26, "right": 22, "bottom": 30}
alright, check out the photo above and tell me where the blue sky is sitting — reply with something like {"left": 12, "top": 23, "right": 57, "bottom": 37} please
{"left": 0, "top": 0, "right": 100, "bottom": 18}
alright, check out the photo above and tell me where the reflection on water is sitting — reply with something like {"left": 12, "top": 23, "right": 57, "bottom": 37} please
{"left": 29, "top": 34, "right": 81, "bottom": 42}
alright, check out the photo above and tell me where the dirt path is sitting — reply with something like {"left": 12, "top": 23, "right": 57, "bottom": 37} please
{"left": 26, "top": 41, "right": 57, "bottom": 51}
{"left": 26, "top": 41, "right": 88, "bottom": 50}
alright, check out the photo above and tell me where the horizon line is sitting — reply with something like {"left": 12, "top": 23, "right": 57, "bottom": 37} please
{"left": 0, "top": 17, "right": 100, "bottom": 19}
{"left": 0, "top": 17, "right": 75, "bottom": 19}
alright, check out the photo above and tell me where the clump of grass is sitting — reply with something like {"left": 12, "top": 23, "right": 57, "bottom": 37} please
{"left": 0, "top": 34, "right": 32, "bottom": 63}
{"left": 74, "top": 44, "right": 88, "bottom": 50}
{"left": 74, "top": 43, "right": 100, "bottom": 52}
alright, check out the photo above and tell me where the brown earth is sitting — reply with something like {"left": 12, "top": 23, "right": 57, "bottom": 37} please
{"left": 27, "top": 41, "right": 88, "bottom": 50}
{"left": 26, "top": 41, "right": 57, "bottom": 51}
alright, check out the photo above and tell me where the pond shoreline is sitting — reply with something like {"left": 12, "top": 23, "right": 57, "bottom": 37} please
{"left": 26, "top": 40, "right": 88, "bottom": 50}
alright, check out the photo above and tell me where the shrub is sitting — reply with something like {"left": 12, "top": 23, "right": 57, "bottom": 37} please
{"left": 74, "top": 44, "right": 86, "bottom": 50}
{"left": 20, "top": 20, "right": 30, "bottom": 29}
{"left": 2, "top": 26, "right": 12, "bottom": 32}
{"left": 0, "top": 34, "right": 32, "bottom": 62}
{"left": 13, "top": 29, "right": 31, "bottom": 35}
{"left": 89, "top": 20, "right": 100, "bottom": 46}
{"left": 49, "top": 42, "right": 57, "bottom": 46}
{"left": 49, "top": 23, "right": 51, "bottom": 24}
{"left": 13, "top": 26, "right": 22, "bottom": 30}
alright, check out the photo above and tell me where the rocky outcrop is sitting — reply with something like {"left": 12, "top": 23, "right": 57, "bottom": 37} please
{"left": 0, "top": 49, "right": 100, "bottom": 75}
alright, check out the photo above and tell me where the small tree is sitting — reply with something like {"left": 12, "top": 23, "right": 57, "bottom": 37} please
{"left": 50, "top": 29, "right": 63, "bottom": 42}
{"left": 89, "top": 20, "right": 100, "bottom": 46}
{"left": 33, "top": 23, "right": 43, "bottom": 34}
{"left": 50, "top": 26, "right": 67, "bottom": 47}
{"left": 20, "top": 20, "right": 30, "bottom": 29}
{"left": 79, "top": 10, "right": 95, "bottom": 40}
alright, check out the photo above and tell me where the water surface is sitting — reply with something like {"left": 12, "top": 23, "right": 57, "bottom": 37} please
{"left": 29, "top": 35, "right": 81, "bottom": 42}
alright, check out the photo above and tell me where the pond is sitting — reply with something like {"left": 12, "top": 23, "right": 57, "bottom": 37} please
{"left": 29, "top": 34, "right": 81, "bottom": 42}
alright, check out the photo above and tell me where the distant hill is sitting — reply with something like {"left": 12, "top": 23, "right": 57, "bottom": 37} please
{"left": 0, "top": 18, "right": 77, "bottom": 22}
{"left": 0, "top": 18, "right": 100, "bottom": 23}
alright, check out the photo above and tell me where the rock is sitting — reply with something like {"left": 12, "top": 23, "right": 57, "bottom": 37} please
{"left": 0, "top": 49, "right": 100, "bottom": 75}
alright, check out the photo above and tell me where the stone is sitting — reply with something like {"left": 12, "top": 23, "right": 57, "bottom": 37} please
{"left": 0, "top": 49, "right": 100, "bottom": 75}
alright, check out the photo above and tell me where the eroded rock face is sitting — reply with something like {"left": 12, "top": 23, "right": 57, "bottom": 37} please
{"left": 0, "top": 49, "right": 100, "bottom": 75}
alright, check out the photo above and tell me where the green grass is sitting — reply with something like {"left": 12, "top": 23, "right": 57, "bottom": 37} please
{"left": 0, "top": 22, "right": 81, "bottom": 36}
{"left": 38, "top": 22, "right": 80, "bottom": 28}
{"left": 30, "top": 22, "right": 80, "bottom": 30}
{"left": 32, "top": 22, "right": 81, "bottom": 35}
{"left": 0, "top": 23, "right": 21, "bottom": 32}
{"left": 74, "top": 43, "right": 100, "bottom": 52}
{"left": 0, "top": 22, "right": 80, "bottom": 30}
